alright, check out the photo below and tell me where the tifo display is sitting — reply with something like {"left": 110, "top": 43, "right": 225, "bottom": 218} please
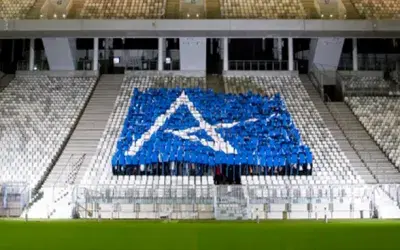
{"left": 112, "top": 88, "right": 313, "bottom": 176}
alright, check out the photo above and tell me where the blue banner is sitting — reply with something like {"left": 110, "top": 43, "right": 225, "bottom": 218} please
{"left": 112, "top": 88, "right": 312, "bottom": 168}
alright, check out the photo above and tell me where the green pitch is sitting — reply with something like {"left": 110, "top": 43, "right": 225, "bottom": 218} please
{"left": 0, "top": 220, "right": 399, "bottom": 250}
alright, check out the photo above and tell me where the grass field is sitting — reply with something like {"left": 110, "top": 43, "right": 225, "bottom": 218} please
{"left": 0, "top": 219, "right": 399, "bottom": 250}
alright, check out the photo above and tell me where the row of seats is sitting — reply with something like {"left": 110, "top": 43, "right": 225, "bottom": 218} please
{"left": 0, "top": 0, "right": 399, "bottom": 19}
{"left": 243, "top": 174, "right": 363, "bottom": 186}
{"left": 0, "top": 0, "right": 35, "bottom": 19}
{"left": 97, "top": 175, "right": 215, "bottom": 187}
{"left": 351, "top": 0, "right": 400, "bottom": 19}
{"left": 219, "top": 0, "right": 307, "bottom": 19}
{"left": 224, "top": 76, "right": 363, "bottom": 185}
{"left": 79, "top": 0, "right": 165, "bottom": 19}
{"left": 82, "top": 75, "right": 206, "bottom": 187}
{"left": 0, "top": 75, "right": 97, "bottom": 186}
{"left": 346, "top": 96, "right": 400, "bottom": 169}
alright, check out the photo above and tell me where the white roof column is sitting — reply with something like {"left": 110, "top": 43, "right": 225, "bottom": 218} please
{"left": 93, "top": 37, "right": 99, "bottom": 71}
{"left": 223, "top": 37, "right": 228, "bottom": 72}
{"left": 288, "top": 37, "right": 294, "bottom": 71}
{"left": 352, "top": 38, "right": 358, "bottom": 71}
{"left": 158, "top": 37, "right": 164, "bottom": 71}
{"left": 29, "top": 38, "right": 35, "bottom": 71}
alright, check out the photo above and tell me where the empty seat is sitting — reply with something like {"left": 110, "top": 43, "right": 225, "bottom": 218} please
{"left": 79, "top": 0, "right": 166, "bottom": 19}
{"left": 0, "top": 0, "right": 35, "bottom": 19}
{"left": 0, "top": 74, "right": 97, "bottom": 186}
{"left": 219, "top": 0, "right": 307, "bottom": 19}
{"left": 351, "top": 0, "right": 400, "bottom": 19}
{"left": 346, "top": 95, "right": 400, "bottom": 169}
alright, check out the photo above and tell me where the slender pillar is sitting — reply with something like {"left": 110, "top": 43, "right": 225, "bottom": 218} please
{"left": 29, "top": 38, "right": 35, "bottom": 71}
{"left": 223, "top": 37, "right": 228, "bottom": 71}
{"left": 278, "top": 38, "right": 283, "bottom": 61}
{"left": 274, "top": 38, "right": 282, "bottom": 61}
{"left": 288, "top": 37, "right": 294, "bottom": 71}
{"left": 93, "top": 38, "right": 99, "bottom": 71}
{"left": 352, "top": 38, "right": 358, "bottom": 71}
{"left": 158, "top": 37, "right": 164, "bottom": 71}
{"left": 11, "top": 39, "right": 15, "bottom": 63}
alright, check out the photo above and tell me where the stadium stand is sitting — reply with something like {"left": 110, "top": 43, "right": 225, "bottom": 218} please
{"left": 326, "top": 101, "right": 400, "bottom": 183}
{"left": 43, "top": 75, "right": 125, "bottom": 188}
{"left": 346, "top": 96, "right": 400, "bottom": 170}
{"left": 0, "top": 0, "right": 35, "bottom": 19}
{"left": 0, "top": 74, "right": 97, "bottom": 188}
{"left": 81, "top": 75, "right": 207, "bottom": 187}
{"left": 224, "top": 76, "right": 362, "bottom": 186}
{"left": 351, "top": 0, "right": 400, "bottom": 19}
{"left": 219, "top": 0, "right": 307, "bottom": 19}
{"left": 79, "top": 0, "right": 166, "bottom": 19}
{"left": 17, "top": 74, "right": 400, "bottom": 220}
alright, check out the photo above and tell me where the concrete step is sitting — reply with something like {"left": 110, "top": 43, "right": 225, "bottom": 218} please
{"left": 300, "top": 74, "right": 377, "bottom": 184}
{"left": 42, "top": 74, "right": 124, "bottom": 187}
{"left": 328, "top": 100, "right": 400, "bottom": 183}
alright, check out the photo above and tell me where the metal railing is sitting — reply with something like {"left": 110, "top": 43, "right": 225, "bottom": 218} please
{"left": 17, "top": 60, "right": 49, "bottom": 71}
{"left": 70, "top": 184, "right": 400, "bottom": 219}
{"left": 77, "top": 59, "right": 93, "bottom": 70}
{"left": 308, "top": 63, "right": 326, "bottom": 98}
{"left": 164, "top": 60, "right": 180, "bottom": 71}
{"left": 73, "top": 184, "right": 400, "bottom": 206}
{"left": 125, "top": 59, "right": 158, "bottom": 71}
{"left": 0, "top": 182, "right": 30, "bottom": 217}
{"left": 52, "top": 154, "right": 86, "bottom": 202}
{"left": 338, "top": 72, "right": 399, "bottom": 97}
{"left": 52, "top": 154, "right": 74, "bottom": 202}
{"left": 228, "top": 60, "right": 296, "bottom": 71}
{"left": 339, "top": 57, "right": 397, "bottom": 72}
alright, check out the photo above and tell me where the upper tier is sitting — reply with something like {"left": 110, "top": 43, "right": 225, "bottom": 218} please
{"left": 1, "top": 0, "right": 399, "bottom": 20}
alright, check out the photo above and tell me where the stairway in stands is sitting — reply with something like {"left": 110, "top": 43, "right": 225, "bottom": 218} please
{"left": 165, "top": 0, "right": 180, "bottom": 18}
{"left": 299, "top": 0, "right": 319, "bottom": 18}
{"left": 207, "top": 74, "right": 225, "bottom": 93}
{"left": 341, "top": 0, "right": 361, "bottom": 19}
{"left": 45, "top": 74, "right": 125, "bottom": 187}
{"left": 206, "top": 0, "right": 221, "bottom": 18}
{"left": 326, "top": 102, "right": 400, "bottom": 183}
{"left": 26, "top": 0, "right": 47, "bottom": 19}
{"left": 26, "top": 74, "right": 125, "bottom": 219}
{"left": 299, "top": 75, "right": 376, "bottom": 184}
{"left": 67, "top": 0, "right": 86, "bottom": 18}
